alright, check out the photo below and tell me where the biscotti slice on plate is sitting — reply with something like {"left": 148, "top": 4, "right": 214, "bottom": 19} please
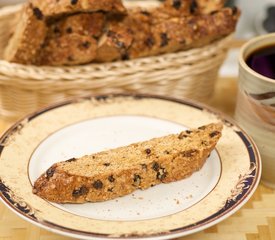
{"left": 33, "top": 123, "right": 223, "bottom": 204}
{"left": 4, "top": 3, "right": 47, "bottom": 64}
{"left": 37, "top": 13, "right": 105, "bottom": 66}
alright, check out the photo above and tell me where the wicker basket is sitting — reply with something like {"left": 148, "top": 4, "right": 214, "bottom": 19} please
{"left": 0, "top": 3, "right": 232, "bottom": 120}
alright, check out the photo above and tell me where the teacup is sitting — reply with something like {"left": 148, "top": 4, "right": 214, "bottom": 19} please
{"left": 235, "top": 33, "right": 275, "bottom": 188}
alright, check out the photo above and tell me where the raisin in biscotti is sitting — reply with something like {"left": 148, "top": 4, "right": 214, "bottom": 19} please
{"left": 33, "top": 123, "right": 223, "bottom": 203}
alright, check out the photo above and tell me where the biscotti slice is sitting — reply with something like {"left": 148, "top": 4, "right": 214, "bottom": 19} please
{"left": 151, "top": 0, "right": 225, "bottom": 20}
{"left": 37, "top": 13, "right": 105, "bottom": 66}
{"left": 47, "top": 12, "right": 106, "bottom": 39}
{"left": 33, "top": 123, "right": 223, "bottom": 203}
{"left": 95, "top": 7, "right": 239, "bottom": 62}
{"left": 96, "top": 13, "right": 147, "bottom": 63}
{"left": 37, "top": 33, "right": 98, "bottom": 66}
{"left": 30, "top": 0, "right": 126, "bottom": 17}
{"left": 140, "top": 7, "right": 240, "bottom": 58}
{"left": 4, "top": 3, "right": 47, "bottom": 64}
{"left": 95, "top": 1, "right": 192, "bottom": 63}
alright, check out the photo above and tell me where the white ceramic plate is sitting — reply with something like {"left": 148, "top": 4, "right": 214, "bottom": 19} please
{"left": 0, "top": 94, "right": 261, "bottom": 239}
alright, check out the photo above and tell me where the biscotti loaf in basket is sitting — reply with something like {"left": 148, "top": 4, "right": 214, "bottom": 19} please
{"left": 0, "top": 0, "right": 240, "bottom": 120}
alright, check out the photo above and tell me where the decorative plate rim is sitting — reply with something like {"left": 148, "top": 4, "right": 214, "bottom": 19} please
{"left": 0, "top": 93, "right": 262, "bottom": 240}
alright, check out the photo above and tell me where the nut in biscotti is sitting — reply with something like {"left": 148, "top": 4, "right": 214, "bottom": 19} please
{"left": 33, "top": 123, "right": 223, "bottom": 203}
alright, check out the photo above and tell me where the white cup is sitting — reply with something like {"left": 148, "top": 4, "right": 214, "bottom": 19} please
{"left": 235, "top": 33, "right": 275, "bottom": 188}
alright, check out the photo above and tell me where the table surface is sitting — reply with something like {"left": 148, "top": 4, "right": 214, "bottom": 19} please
{"left": 1, "top": 43, "right": 275, "bottom": 240}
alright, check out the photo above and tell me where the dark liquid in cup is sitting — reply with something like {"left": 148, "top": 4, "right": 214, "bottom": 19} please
{"left": 246, "top": 44, "right": 275, "bottom": 80}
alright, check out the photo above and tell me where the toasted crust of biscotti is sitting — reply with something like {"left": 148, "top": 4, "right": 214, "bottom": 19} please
{"left": 33, "top": 123, "right": 223, "bottom": 203}
{"left": 3, "top": 3, "right": 47, "bottom": 64}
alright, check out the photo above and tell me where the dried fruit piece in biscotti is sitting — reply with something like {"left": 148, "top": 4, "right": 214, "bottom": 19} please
{"left": 37, "top": 13, "right": 105, "bottom": 65}
{"left": 4, "top": 3, "right": 47, "bottom": 64}
{"left": 33, "top": 123, "right": 223, "bottom": 203}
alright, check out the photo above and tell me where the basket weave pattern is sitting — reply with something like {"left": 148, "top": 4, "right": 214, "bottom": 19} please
{"left": 0, "top": 5, "right": 232, "bottom": 120}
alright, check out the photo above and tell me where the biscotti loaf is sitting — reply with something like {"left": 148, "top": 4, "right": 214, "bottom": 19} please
{"left": 33, "top": 123, "right": 223, "bottom": 203}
